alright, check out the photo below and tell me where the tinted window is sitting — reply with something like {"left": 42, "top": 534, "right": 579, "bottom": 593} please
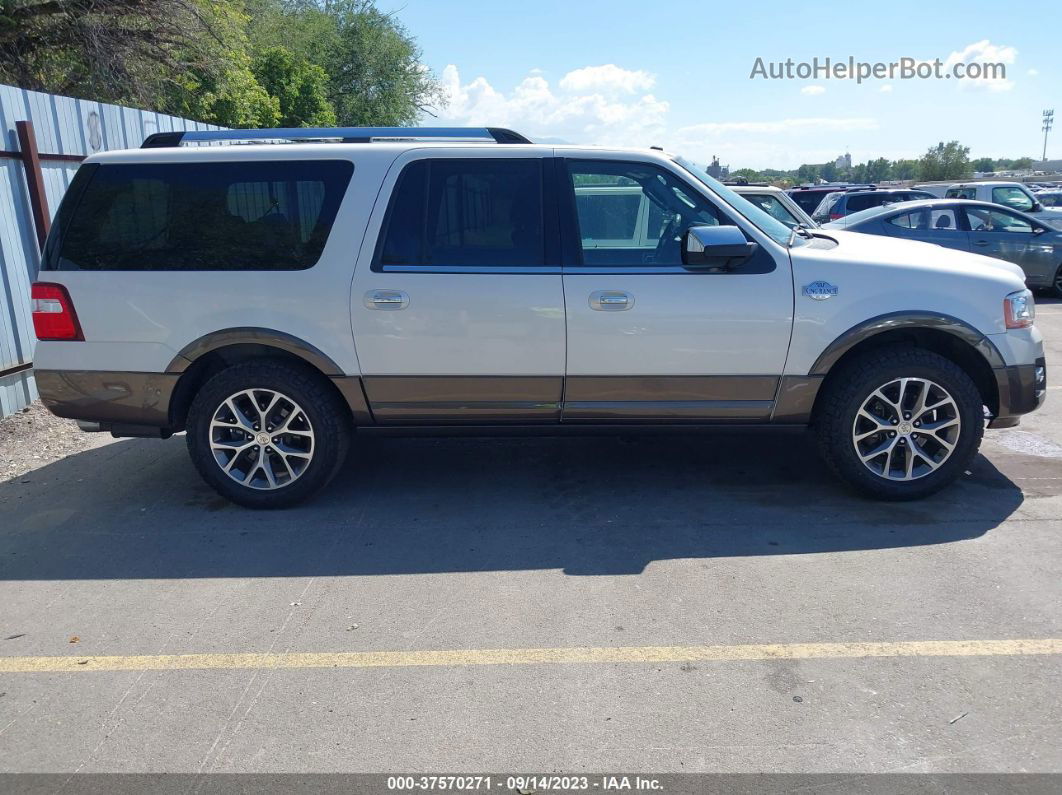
{"left": 991, "top": 186, "right": 1034, "bottom": 212}
{"left": 567, "top": 160, "right": 729, "bottom": 266}
{"left": 946, "top": 187, "right": 976, "bottom": 200}
{"left": 846, "top": 193, "right": 892, "bottom": 213}
{"left": 1039, "top": 192, "right": 1062, "bottom": 207}
{"left": 48, "top": 161, "right": 353, "bottom": 271}
{"left": 790, "top": 191, "right": 829, "bottom": 213}
{"left": 379, "top": 158, "right": 543, "bottom": 268}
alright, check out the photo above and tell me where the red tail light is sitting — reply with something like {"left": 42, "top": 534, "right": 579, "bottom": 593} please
{"left": 830, "top": 212, "right": 843, "bottom": 220}
{"left": 31, "top": 282, "right": 83, "bottom": 341}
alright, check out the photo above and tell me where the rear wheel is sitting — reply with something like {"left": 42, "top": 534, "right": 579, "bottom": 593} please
{"left": 814, "top": 347, "right": 984, "bottom": 500}
{"left": 186, "top": 360, "right": 350, "bottom": 508}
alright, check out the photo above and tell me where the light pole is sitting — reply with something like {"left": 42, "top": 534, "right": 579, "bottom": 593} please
{"left": 1044, "top": 109, "right": 1054, "bottom": 163}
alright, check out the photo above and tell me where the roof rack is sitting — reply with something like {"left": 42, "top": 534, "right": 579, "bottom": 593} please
{"left": 141, "top": 126, "right": 532, "bottom": 149}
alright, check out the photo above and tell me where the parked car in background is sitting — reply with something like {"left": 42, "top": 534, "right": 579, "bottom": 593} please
{"left": 1035, "top": 190, "right": 1062, "bottom": 208}
{"left": 912, "top": 184, "right": 950, "bottom": 198}
{"left": 811, "top": 188, "right": 936, "bottom": 224}
{"left": 945, "top": 182, "right": 1062, "bottom": 230}
{"left": 786, "top": 183, "right": 874, "bottom": 215}
{"left": 823, "top": 198, "right": 1062, "bottom": 297}
{"left": 728, "top": 183, "right": 816, "bottom": 229}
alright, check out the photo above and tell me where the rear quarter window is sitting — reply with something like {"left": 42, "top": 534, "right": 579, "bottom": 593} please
{"left": 44, "top": 160, "right": 354, "bottom": 271}
{"left": 845, "top": 193, "right": 889, "bottom": 213}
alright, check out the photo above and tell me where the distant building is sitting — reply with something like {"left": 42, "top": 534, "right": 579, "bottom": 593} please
{"left": 834, "top": 152, "right": 852, "bottom": 171}
{"left": 706, "top": 155, "right": 729, "bottom": 180}
{"left": 1031, "top": 159, "right": 1062, "bottom": 174}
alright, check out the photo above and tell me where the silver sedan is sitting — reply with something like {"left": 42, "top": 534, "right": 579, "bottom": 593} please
{"left": 823, "top": 198, "right": 1062, "bottom": 297}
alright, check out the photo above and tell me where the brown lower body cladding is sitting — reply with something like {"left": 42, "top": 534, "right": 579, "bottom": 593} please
{"left": 36, "top": 370, "right": 826, "bottom": 433}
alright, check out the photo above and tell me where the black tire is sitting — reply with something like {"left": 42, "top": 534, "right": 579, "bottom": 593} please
{"left": 1050, "top": 265, "right": 1062, "bottom": 299}
{"left": 813, "top": 346, "right": 984, "bottom": 500}
{"left": 186, "top": 359, "right": 351, "bottom": 509}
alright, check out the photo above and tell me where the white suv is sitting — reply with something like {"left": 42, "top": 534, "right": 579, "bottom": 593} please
{"left": 32, "top": 127, "right": 1046, "bottom": 507}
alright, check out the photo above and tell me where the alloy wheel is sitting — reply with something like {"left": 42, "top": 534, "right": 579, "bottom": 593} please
{"left": 851, "top": 377, "right": 961, "bottom": 481}
{"left": 208, "top": 388, "right": 315, "bottom": 490}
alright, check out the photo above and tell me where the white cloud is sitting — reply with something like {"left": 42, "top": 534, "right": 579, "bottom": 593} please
{"left": 558, "top": 64, "right": 655, "bottom": 94}
{"left": 435, "top": 64, "right": 879, "bottom": 169}
{"left": 438, "top": 64, "right": 668, "bottom": 146}
{"left": 879, "top": 84, "right": 894, "bottom": 93}
{"left": 801, "top": 85, "right": 826, "bottom": 96}
{"left": 943, "top": 39, "right": 1016, "bottom": 92}
{"left": 674, "top": 117, "right": 878, "bottom": 137}
{"left": 1027, "top": 68, "right": 1039, "bottom": 76}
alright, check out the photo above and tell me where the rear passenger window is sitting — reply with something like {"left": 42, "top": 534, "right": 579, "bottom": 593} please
{"left": 378, "top": 158, "right": 544, "bottom": 268}
{"left": 47, "top": 161, "right": 353, "bottom": 271}
{"left": 846, "top": 194, "right": 886, "bottom": 213}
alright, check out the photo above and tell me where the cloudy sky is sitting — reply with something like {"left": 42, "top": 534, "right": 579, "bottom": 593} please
{"left": 376, "top": 0, "right": 1057, "bottom": 170}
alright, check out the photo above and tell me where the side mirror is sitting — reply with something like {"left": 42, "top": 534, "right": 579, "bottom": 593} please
{"left": 681, "top": 225, "right": 757, "bottom": 271}
{"left": 1032, "top": 202, "right": 1044, "bottom": 213}
{"left": 1033, "top": 226, "right": 1047, "bottom": 236}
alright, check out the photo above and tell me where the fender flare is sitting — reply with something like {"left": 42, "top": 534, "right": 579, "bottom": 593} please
{"left": 809, "top": 311, "right": 1005, "bottom": 376}
{"left": 165, "top": 327, "right": 344, "bottom": 376}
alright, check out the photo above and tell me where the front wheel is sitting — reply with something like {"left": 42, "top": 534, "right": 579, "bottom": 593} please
{"left": 186, "top": 360, "right": 351, "bottom": 508}
{"left": 813, "top": 347, "right": 985, "bottom": 500}
{"left": 1051, "top": 265, "right": 1062, "bottom": 299}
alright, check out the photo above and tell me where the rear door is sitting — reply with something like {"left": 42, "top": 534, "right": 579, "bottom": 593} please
{"left": 883, "top": 206, "right": 970, "bottom": 251}
{"left": 350, "top": 150, "right": 565, "bottom": 423}
{"left": 558, "top": 156, "right": 794, "bottom": 422}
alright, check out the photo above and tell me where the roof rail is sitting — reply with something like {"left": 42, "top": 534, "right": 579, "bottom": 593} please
{"left": 141, "top": 126, "right": 531, "bottom": 148}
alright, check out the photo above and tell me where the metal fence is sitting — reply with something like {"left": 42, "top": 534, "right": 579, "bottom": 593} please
{"left": 0, "top": 83, "right": 221, "bottom": 418}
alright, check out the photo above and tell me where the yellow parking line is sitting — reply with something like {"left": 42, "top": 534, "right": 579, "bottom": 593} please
{"left": 1, "top": 639, "right": 1059, "bottom": 674}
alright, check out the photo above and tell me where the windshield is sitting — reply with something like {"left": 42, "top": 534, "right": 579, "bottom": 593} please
{"left": 673, "top": 156, "right": 799, "bottom": 246}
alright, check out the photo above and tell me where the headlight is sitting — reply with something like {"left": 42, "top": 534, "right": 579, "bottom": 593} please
{"left": 1004, "top": 289, "right": 1035, "bottom": 329}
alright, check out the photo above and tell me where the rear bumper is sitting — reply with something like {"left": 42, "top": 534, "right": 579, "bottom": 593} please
{"left": 989, "top": 358, "right": 1047, "bottom": 428}
{"left": 35, "top": 369, "right": 178, "bottom": 437}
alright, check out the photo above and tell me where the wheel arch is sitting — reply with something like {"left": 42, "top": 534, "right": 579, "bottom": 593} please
{"left": 809, "top": 312, "right": 1004, "bottom": 417}
{"left": 165, "top": 329, "right": 354, "bottom": 432}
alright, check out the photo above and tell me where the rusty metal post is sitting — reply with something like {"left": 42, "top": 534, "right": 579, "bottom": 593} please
{"left": 16, "top": 120, "right": 51, "bottom": 251}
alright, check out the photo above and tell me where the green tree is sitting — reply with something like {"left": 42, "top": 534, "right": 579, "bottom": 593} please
{"left": 253, "top": 46, "right": 336, "bottom": 126}
{"left": 891, "top": 159, "right": 919, "bottom": 180}
{"left": 796, "top": 164, "right": 820, "bottom": 184}
{"left": 863, "top": 157, "right": 892, "bottom": 183}
{"left": 247, "top": 0, "right": 443, "bottom": 126}
{"left": 1011, "top": 157, "right": 1034, "bottom": 171}
{"left": 918, "top": 141, "right": 971, "bottom": 181}
{"left": 972, "top": 157, "right": 995, "bottom": 173}
{"left": 729, "top": 168, "right": 764, "bottom": 183}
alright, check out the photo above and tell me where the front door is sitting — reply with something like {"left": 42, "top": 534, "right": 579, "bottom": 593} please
{"left": 559, "top": 157, "right": 794, "bottom": 421}
{"left": 962, "top": 205, "right": 1055, "bottom": 286}
{"left": 350, "top": 152, "right": 565, "bottom": 422}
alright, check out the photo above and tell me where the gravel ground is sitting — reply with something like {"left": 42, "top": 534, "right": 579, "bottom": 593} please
{"left": 0, "top": 401, "right": 104, "bottom": 482}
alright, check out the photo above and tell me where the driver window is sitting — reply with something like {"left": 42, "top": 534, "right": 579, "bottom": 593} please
{"left": 566, "top": 160, "right": 728, "bottom": 266}
{"left": 966, "top": 207, "right": 1032, "bottom": 233}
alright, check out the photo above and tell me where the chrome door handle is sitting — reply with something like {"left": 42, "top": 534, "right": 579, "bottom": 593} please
{"left": 589, "top": 290, "right": 634, "bottom": 311}
{"left": 364, "top": 289, "right": 409, "bottom": 310}
{"left": 972, "top": 240, "right": 990, "bottom": 247}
